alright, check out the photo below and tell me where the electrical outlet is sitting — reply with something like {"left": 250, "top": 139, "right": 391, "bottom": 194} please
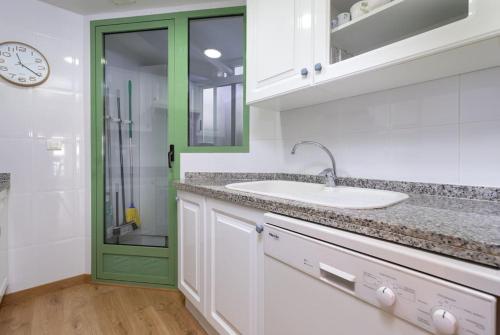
{"left": 46, "top": 138, "right": 63, "bottom": 151}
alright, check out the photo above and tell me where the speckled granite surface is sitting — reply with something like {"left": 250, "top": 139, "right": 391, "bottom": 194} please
{"left": 176, "top": 173, "right": 500, "bottom": 268}
{"left": 0, "top": 173, "right": 10, "bottom": 192}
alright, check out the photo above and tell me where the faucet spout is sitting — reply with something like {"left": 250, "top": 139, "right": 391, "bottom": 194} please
{"left": 290, "top": 141, "right": 337, "bottom": 187}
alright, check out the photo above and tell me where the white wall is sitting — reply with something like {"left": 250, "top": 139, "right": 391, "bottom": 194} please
{"left": 181, "top": 106, "right": 283, "bottom": 175}
{"left": 0, "top": 0, "right": 86, "bottom": 292}
{"left": 182, "top": 66, "right": 500, "bottom": 187}
{"left": 280, "top": 67, "right": 500, "bottom": 187}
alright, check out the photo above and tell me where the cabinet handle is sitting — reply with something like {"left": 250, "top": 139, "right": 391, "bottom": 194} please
{"left": 255, "top": 224, "right": 264, "bottom": 233}
{"left": 300, "top": 68, "right": 308, "bottom": 77}
{"left": 314, "top": 63, "right": 322, "bottom": 72}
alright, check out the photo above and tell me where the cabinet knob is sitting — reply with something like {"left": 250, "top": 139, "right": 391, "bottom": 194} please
{"left": 300, "top": 68, "right": 308, "bottom": 77}
{"left": 314, "top": 63, "right": 322, "bottom": 72}
{"left": 255, "top": 224, "right": 264, "bottom": 233}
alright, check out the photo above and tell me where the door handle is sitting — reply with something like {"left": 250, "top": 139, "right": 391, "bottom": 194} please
{"left": 256, "top": 224, "right": 264, "bottom": 233}
{"left": 300, "top": 68, "right": 308, "bottom": 77}
{"left": 319, "top": 262, "right": 356, "bottom": 292}
{"left": 314, "top": 63, "right": 322, "bottom": 72}
{"left": 168, "top": 144, "right": 175, "bottom": 168}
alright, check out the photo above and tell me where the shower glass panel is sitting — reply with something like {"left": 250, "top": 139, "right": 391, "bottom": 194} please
{"left": 103, "top": 29, "right": 169, "bottom": 248}
{"left": 188, "top": 15, "right": 244, "bottom": 146}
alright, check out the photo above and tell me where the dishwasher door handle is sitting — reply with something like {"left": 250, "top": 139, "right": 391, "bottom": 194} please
{"left": 319, "top": 262, "right": 356, "bottom": 292}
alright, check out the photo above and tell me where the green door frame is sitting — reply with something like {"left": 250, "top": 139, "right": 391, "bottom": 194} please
{"left": 90, "top": 6, "right": 247, "bottom": 289}
{"left": 92, "top": 19, "right": 177, "bottom": 287}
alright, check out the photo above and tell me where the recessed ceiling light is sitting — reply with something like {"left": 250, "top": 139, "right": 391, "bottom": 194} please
{"left": 204, "top": 49, "right": 222, "bottom": 59}
{"left": 111, "top": 0, "right": 136, "bottom": 5}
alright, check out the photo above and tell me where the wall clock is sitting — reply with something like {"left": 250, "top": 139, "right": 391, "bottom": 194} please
{"left": 0, "top": 41, "right": 50, "bottom": 87}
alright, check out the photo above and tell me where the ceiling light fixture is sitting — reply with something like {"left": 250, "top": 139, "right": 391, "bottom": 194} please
{"left": 204, "top": 49, "right": 222, "bottom": 59}
{"left": 111, "top": 0, "right": 136, "bottom": 6}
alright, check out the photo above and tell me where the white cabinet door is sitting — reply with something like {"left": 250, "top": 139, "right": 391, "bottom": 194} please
{"left": 206, "top": 199, "right": 262, "bottom": 335}
{"left": 248, "top": 0, "right": 500, "bottom": 111}
{"left": 246, "top": 0, "right": 314, "bottom": 103}
{"left": 0, "top": 189, "right": 8, "bottom": 301}
{"left": 177, "top": 191, "right": 205, "bottom": 313}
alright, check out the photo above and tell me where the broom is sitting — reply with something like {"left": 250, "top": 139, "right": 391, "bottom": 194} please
{"left": 125, "top": 80, "right": 141, "bottom": 229}
{"left": 104, "top": 86, "right": 115, "bottom": 239}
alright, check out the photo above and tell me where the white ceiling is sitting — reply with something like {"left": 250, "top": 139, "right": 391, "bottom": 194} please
{"left": 106, "top": 29, "right": 169, "bottom": 66}
{"left": 190, "top": 15, "right": 244, "bottom": 84}
{"left": 38, "top": 0, "right": 239, "bottom": 15}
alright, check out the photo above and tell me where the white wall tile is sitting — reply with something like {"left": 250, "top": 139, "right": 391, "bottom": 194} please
{"left": 389, "top": 125, "right": 460, "bottom": 184}
{"left": 1, "top": 0, "right": 86, "bottom": 293}
{"left": 0, "top": 139, "right": 34, "bottom": 195}
{"left": 33, "top": 90, "right": 80, "bottom": 138}
{"left": 460, "top": 121, "right": 500, "bottom": 187}
{"left": 181, "top": 139, "right": 283, "bottom": 177}
{"left": 32, "top": 138, "right": 77, "bottom": 192}
{"left": 0, "top": 84, "right": 34, "bottom": 139}
{"left": 339, "top": 131, "right": 392, "bottom": 180}
{"left": 8, "top": 238, "right": 86, "bottom": 292}
{"left": 460, "top": 67, "right": 500, "bottom": 123}
{"left": 249, "top": 107, "right": 282, "bottom": 140}
{"left": 337, "top": 91, "right": 390, "bottom": 134}
{"left": 34, "top": 238, "right": 86, "bottom": 286}
{"left": 33, "top": 191, "right": 79, "bottom": 242}
{"left": 281, "top": 102, "right": 340, "bottom": 140}
{"left": 7, "top": 195, "right": 35, "bottom": 249}
{"left": 389, "top": 76, "right": 459, "bottom": 129}
{"left": 8, "top": 244, "right": 40, "bottom": 292}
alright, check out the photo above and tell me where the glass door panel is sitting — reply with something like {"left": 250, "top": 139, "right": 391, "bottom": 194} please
{"left": 103, "top": 29, "right": 169, "bottom": 248}
{"left": 329, "top": 0, "right": 469, "bottom": 64}
{"left": 188, "top": 15, "right": 244, "bottom": 147}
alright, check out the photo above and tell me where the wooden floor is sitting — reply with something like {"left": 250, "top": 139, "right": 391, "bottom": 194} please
{"left": 0, "top": 283, "right": 208, "bottom": 335}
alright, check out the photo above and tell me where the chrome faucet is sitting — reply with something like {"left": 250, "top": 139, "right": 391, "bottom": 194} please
{"left": 291, "top": 141, "right": 337, "bottom": 187}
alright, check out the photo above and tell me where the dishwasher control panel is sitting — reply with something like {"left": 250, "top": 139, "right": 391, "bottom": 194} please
{"left": 264, "top": 224, "right": 497, "bottom": 335}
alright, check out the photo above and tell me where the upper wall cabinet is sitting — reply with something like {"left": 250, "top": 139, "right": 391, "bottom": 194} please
{"left": 246, "top": 0, "right": 500, "bottom": 111}
{"left": 246, "top": 0, "right": 314, "bottom": 102}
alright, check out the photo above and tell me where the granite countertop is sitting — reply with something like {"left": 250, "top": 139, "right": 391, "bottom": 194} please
{"left": 175, "top": 173, "right": 500, "bottom": 268}
{"left": 0, "top": 173, "right": 10, "bottom": 192}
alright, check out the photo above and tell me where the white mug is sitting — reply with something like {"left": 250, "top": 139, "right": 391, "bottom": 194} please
{"left": 337, "top": 12, "right": 351, "bottom": 26}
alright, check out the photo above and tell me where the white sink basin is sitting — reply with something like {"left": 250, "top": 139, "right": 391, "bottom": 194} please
{"left": 225, "top": 180, "right": 408, "bottom": 209}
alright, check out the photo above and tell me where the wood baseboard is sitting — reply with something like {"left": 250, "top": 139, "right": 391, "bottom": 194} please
{"left": 1, "top": 274, "right": 91, "bottom": 306}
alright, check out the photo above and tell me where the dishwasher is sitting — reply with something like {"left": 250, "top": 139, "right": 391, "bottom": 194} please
{"left": 263, "top": 214, "right": 497, "bottom": 335}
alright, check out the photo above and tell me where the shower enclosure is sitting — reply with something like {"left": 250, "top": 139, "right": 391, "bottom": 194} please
{"left": 92, "top": 19, "right": 176, "bottom": 286}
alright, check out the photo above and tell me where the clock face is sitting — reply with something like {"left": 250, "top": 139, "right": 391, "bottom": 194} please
{"left": 0, "top": 41, "right": 50, "bottom": 87}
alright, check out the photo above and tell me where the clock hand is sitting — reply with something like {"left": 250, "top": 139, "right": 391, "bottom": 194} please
{"left": 21, "top": 63, "right": 41, "bottom": 77}
{"left": 16, "top": 53, "right": 23, "bottom": 66}
{"left": 16, "top": 53, "right": 41, "bottom": 77}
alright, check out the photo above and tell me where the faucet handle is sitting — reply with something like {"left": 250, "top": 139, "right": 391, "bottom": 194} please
{"left": 319, "top": 168, "right": 334, "bottom": 177}
{"left": 319, "top": 168, "right": 336, "bottom": 187}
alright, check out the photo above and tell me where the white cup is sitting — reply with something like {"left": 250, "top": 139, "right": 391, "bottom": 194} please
{"left": 337, "top": 12, "right": 351, "bottom": 26}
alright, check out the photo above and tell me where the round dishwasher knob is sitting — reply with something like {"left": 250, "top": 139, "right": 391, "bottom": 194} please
{"left": 432, "top": 309, "right": 457, "bottom": 335}
{"left": 376, "top": 286, "right": 396, "bottom": 307}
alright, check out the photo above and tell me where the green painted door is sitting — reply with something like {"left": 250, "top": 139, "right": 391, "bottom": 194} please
{"left": 92, "top": 19, "right": 177, "bottom": 287}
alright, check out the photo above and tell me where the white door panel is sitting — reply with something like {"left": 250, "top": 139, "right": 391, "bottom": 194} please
{"left": 206, "top": 199, "right": 261, "bottom": 335}
{"left": 177, "top": 192, "right": 205, "bottom": 313}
